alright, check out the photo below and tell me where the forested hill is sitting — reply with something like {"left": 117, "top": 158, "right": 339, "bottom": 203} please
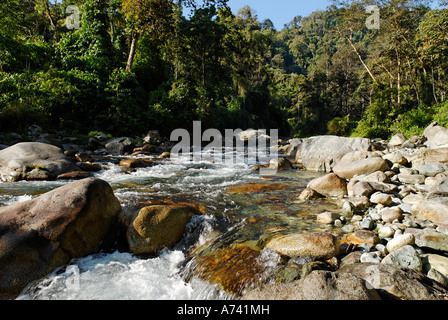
{"left": 1, "top": 0, "right": 447, "bottom": 140}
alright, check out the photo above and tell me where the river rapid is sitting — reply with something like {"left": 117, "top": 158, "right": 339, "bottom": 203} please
{"left": 0, "top": 150, "right": 338, "bottom": 300}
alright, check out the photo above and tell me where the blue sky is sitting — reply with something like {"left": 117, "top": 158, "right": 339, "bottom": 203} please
{"left": 226, "top": 0, "right": 331, "bottom": 29}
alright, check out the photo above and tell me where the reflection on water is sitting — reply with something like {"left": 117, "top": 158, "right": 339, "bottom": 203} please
{"left": 1, "top": 154, "right": 341, "bottom": 300}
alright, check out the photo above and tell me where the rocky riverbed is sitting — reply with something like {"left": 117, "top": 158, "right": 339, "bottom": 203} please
{"left": 1, "top": 123, "right": 448, "bottom": 300}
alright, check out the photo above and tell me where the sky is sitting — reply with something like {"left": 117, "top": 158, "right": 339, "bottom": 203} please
{"left": 226, "top": 0, "right": 331, "bottom": 29}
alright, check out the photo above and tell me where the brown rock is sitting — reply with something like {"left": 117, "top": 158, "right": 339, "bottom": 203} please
{"left": 226, "top": 183, "right": 287, "bottom": 194}
{"left": 126, "top": 205, "right": 196, "bottom": 255}
{"left": 0, "top": 178, "right": 121, "bottom": 299}
{"left": 265, "top": 232, "right": 339, "bottom": 259}
{"left": 307, "top": 173, "right": 347, "bottom": 199}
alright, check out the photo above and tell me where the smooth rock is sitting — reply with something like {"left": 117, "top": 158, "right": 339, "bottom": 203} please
{"left": 381, "top": 207, "right": 403, "bottom": 223}
{"left": 0, "top": 178, "right": 121, "bottom": 299}
{"left": 378, "top": 226, "right": 395, "bottom": 238}
{"left": 265, "top": 232, "right": 339, "bottom": 259}
{"left": 382, "top": 245, "right": 422, "bottom": 271}
{"left": 411, "top": 200, "right": 448, "bottom": 226}
{"left": 126, "top": 205, "right": 196, "bottom": 255}
{"left": 333, "top": 157, "right": 389, "bottom": 180}
{"left": 388, "top": 134, "right": 407, "bottom": 148}
{"left": 386, "top": 234, "right": 415, "bottom": 253}
{"left": 317, "top": 212, "right": 341, "bottom": 224}
{"left": 398, "top": 174, "right": 426, "bottom": 185}
{"left": 423, "top": 254, "right": 448, "bottom": 278}
{"left": 405, "top": 228, "right": 448, "bottom": 253}
{"left": 419, "top": 163, "right": 447, "bottom": 177}
{"left": 269, "top": 158, "right": 293, "bottom": 171}
{"left": 297, "top": 136, "right": 372, "bottom": 172}
{"left": 337, "top": 262, "right": 448, "bottom": 300}
{"left": 307, "top": 173, "right": 347, "bottom": 199}
{"left": 0, "top": 142, "right": 80, "bottom": 182}
{"left": 383, "top": 152, "right": 408, "bottom": 165}
{"left": 370, "top": 192, "right": 393, "bottom": 206}
{"left": 298, "top": 188, "right": 323, "bottom": 201}
{"left": 360, "top": 252, "right": 382, "bottom": 263}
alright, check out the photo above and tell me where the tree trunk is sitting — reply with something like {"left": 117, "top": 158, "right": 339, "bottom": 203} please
{"left": 126, "top": 33, "right": 140, "bottom": 71}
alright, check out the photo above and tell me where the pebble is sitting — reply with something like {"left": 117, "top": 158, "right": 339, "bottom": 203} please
{"left": 370, "top": 192, "right": 393, "bottom": 206}
{"left": 378, "top": 226, "right": 395, "bottom": 238}
{"left": 361, "top": 217, "right": 375, "bottom": 230}
{"left": 360, "top": 252, "right": 382, "bottom": 263}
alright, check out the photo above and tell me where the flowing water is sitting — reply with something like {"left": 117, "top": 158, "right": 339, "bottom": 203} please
{"left": 0, "top": 150, "right": 340, "bottom": 300}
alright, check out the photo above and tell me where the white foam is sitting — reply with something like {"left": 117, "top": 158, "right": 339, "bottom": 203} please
{"left": 17, "top": 250, "right": 230, "bottom": 300}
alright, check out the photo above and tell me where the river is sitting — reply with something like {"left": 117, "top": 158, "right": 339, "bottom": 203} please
{"left": 0, "top": 149, "right": 338, "bottom": 300}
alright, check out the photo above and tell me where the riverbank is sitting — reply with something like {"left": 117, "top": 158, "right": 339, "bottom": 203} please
{"left": 1, "top": 123, "right": 448, "bottom": 300}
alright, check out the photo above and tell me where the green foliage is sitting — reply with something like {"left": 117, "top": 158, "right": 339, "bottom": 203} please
{"left": 327, "top": 115, "right": 356, "bottom": 136}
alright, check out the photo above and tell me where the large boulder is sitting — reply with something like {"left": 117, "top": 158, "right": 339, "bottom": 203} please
{"left": 307, "top": 173, "right": 347, "bottom": 198}
{"left": 242, "top": 270, "right": 381, "bottom": 300}
{"left": 333, "top": 157, "right": 389, "bottom": 180}
{"left": 0, "top": 142, "right": 80, "bottom": 182}
{"left": 296, "top": 136, "right": 372, "bottom": 172}
{"left": 336, "top": 263, "right": 448, "bottom": 300}
{"left": 0, "top": 178, "right": 121, "bottom": 299}
{"left": 126, "top": 205, "right": 197, "bottom": 255}
{"left": 409, "top": 148, "right": 448, "bottom": 168}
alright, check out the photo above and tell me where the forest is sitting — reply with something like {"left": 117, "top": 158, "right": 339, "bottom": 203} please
{"left": 0, "top": 0, "right": 448, "bottom": 140}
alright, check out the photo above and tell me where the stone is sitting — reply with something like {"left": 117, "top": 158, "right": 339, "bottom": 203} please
{"left": 386, "top": 234, "right": 415, "bottom": 253}
{"left": 360, "top": 252, "right": 382, "bottom": 263}
{"left": 269, "top": 158, "right": 293, "bottom": 171}
{"left": 378, "top": 226, "right": 395, "bottom": 239}
{"left": 317, "top": 212, "right": 341, "bottom": 224}
{"left": 398, "top": 174, "right": 426, "bottom": 185}
{"left": 105, "top": 137, "right": 135, "bottom": 156}
{"left": 126, "top": 205, "right": 196, "bottom": 255}
{"left": 307, "top": 173, "right": 347, "bottom": 198}
{"left": 297, "top": 136, "right": 372, "bottom": 172}
{"left": 408, "top": 148, "right": 448, "bottom": 168}
{"left": 405, "top": 228, "right": 448, "bottom": 253}
{"left": 383, "top": 153, "right": 408, "bottom": 165}
{"left": 411, "top": 200, "right": 448, "bottom": 226}
{"left": 419, "top": 163, "right": 447, "bottom": 177}
{"left": 57, "top": 171, "right": 92, "bottom": 180}
{"left": 370, "top": 192, "right": 393, "bottom": 206}
{"left": 298, "top": 188, "right": 323, "bottom": 201}
{"left": 427, "top": 268, "right": 448, "bottom": 287}
{"left": 143, "top": 130, "right": 161, "bottom": 145}
{"left": 285, "top": 138, "right": 302, "bottom": 162}
{"left": 242, "top": 270, "right": 381, "bottom": 300}
{"left": 428, "top": 178, "right": 448, "bottom": 199}
{"left": 119, "top": 158, "right": 151, "bottom": 168}
{"left": 341, "top": 201, "right": 355, "bottom": 218}
{"left": 382, "top": 245, "right": 422, "bottom": 271}
{"left": 423, "top": 254, "right": 448, "bottom": 278}
{"left": 352, "top": 181, "right": 375, "bottom": 197}
{"left": 337, "top": 262, "right": 448, "bottom": 300}
{"left": 388, "top": 134, "right": 407, "bottom": 148}
{"left": 425, "top": 123, "right": 448, "bottom": 149}
{"left": 364, "top": 171, "right": 390, "bottom": 183}
{"left": 0, "top": 178, "right": 121, "bottom": 299}
{"left": 361, "top": 217, "right": 375, "bottom": 230}
{"left": 381, "top": 207, "right": 403, "bottom": 223}
{"left": 0, "top": 142, "right": 80, "bottom": 182}
{"left": 345, "top": 230, "right": 381, "bottom": 246}
{"left": 333, "top": 157, "right": 389, "bottom": 180}
{"left": 340, "top": 196, "right": 371, "bottom": 213}
{"left": 78, "top": 162, "right": 103, "bottom": 172}
{"left": 402, "top": 193, "right": 425, "bottom": 205}
{"left": 265, "top": 232, "right": 339, "bottom": 259}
